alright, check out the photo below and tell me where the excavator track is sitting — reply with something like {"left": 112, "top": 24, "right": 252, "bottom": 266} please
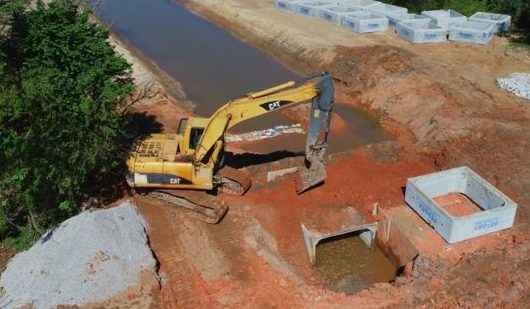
{"left": 137, "top": 167, "right": 250, "bottom": 224}
{"left": 216, "top": 167, "right": 252, "bottom": 195}
{"left": 141, "top": 189, "right": 228, "bottom": 224}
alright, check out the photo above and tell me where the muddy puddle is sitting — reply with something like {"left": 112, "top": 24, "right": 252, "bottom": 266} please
{"left": 316, "top": 234, "right": 398, "bottom": 294}
{"left": 93, "top": 0, "right": 386, "bottom": 153}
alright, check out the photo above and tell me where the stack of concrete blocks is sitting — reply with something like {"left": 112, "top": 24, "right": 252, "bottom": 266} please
{"left": 341, "top": 10, "right": 389, "bottom": 33}
{"left": 319, "top": 6, "right": 367, "bottom": 25}
{"left": 291, "top": 1, "right": 338, "bottom": 17}
{"left": 396, "top": 20, "right": 447, "bottom": 43}
{"left": 367, "top": 2, "right": 408, "bottom": 23}
{"left": 469, "top": 12, "right": 511, "bottom": 33}
{"left": 449, "top": 21, "right": 496, "bottom": 44}
{"left": 388, "top": 13, "right": 431, "bottom": 27}
{"left": 421, "top": 9, "right": 467, "bottom": 29}
{"left": 338, "top": 0, "right": 379, "bottom": 8}
{"left": 275, "top": 0, "right": 303, "bottom": 12}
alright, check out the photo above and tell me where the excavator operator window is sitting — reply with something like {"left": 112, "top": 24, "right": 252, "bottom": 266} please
{"left": 177, "top": 118, "right": 188, "bottom": 135}
{"left": 189, "top": 127, "right": 204, "bottom": 150}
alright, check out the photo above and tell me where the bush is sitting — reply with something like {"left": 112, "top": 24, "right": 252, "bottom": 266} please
{"left": 0, "top": 0, "right": 134, "bottom": 248}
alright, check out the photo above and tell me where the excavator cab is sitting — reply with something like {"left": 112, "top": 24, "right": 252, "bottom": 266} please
{"left": 176, "top": 117, "right": 209, "bottom": 156}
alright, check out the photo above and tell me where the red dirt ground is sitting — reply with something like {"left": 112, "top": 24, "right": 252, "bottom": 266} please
{"left": 434, "top": 193, "right": 482, "bottom": 217}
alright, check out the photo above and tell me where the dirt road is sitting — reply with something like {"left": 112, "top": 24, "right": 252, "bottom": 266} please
{"left": 109, "top": 1, "right": 530, "bottom": 307}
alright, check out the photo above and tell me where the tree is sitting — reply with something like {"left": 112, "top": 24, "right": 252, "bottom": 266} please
{"left": 0, "top": 0, "right": 134, "bottom": 249}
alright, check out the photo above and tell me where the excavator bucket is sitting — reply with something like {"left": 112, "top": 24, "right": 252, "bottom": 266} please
{"left": 296, "top": 73, "right": 334, "bottom": 194}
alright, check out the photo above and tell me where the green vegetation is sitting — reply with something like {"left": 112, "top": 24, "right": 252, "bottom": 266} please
{"left": 385, "top": 0, "right": 530, "bottom": 45}
{"left": 0, "top": 0, "right": 134, "bottom": 250}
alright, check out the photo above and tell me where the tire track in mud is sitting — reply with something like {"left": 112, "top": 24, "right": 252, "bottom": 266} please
{"left": 136, "top": 198, "right": 216, "bottom": 308}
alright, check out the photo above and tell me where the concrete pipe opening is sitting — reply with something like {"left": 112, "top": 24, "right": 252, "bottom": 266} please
{"left": 302, "top": 224, "right": 399, "bottom": 294}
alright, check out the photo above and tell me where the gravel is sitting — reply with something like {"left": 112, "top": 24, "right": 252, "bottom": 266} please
{"left": 0, "top": 201, "right": 157, "bottom": 309}
{"left": 497, "top": 73, "right": 530, "bottom": 101}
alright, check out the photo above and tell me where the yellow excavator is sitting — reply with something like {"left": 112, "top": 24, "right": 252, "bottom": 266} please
{"left": 126, "top": 72, "right": 334, "bottom": 223}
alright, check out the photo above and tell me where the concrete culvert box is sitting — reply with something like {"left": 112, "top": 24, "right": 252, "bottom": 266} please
{"left": 422, "top": 9, "right": 467, "bottom": 29}
{"left": 319, "top": 6, "right": 366, "bottom": 25}
{"left": 469, "top": 12, "right": 511, "bottom": 33}
{"left": 342, "top": 12, "right": 389, "bottom": 33}
{"left": 396, "top": 21, "right": 447, "bottom": 43}
{"left": 275, "top": 0, "right": 303, "bottom": 12}
{"left": 338, "top": 0, "right": 379, "bottom": 8}
{"left": 405, "top": 166, "right": 517, "bottom": 243}
{"left": 449, "top": 21, "right": 496, "bottom": 44}
{"left": 292, "top": 1, "right": 338, "bottom": 17}
{"left": 367, "top": 3, "right": 408, "bottom": 20}
{"left": 389, "top": 13, "right": 432, "bottom": 27}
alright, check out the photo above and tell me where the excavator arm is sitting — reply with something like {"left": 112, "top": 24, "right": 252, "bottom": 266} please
{"left": 193, "top": 72, "right": 334, "bottom": 193}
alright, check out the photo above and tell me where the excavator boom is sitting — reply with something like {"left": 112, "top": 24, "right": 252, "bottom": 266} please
{"left": 297, "top": 74, "right": 334, "bottom": 193}
{"left": 193, "top": 73, "right": 334, "bottom": 165}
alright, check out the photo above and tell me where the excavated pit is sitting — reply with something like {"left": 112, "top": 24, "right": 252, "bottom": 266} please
{"left": 301, "top": 206, "right": 415, "bottom": 295}
{"left": 315, "top": 232, "right": 398, "bottom": 294}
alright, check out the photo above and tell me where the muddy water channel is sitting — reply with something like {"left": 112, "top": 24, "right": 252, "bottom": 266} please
{"left": 93, "top": 0, "right": 386, "bottom": 153}
{"left": 316, "top": 235, "right": 397, "bottom": 294}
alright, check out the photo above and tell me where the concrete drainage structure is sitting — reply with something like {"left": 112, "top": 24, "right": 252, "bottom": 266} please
{"left": 340, "top": 0, "right": 379, "bottom": 8}
{"left": 319, "top": 6, "right": 365, "bottom": 25}
{"left": 292, "top": 1, "right": 336, "bottom": 17}
{"left": 405, "top": 166, "right": 517, "bottom": 243}
{"left": 299, "top": 206, "right": 378, "bottom": 265}
{"left": 367, "top": 2, "right": 407, "bottom": 21}
{"left": 469, "top": 12, "right": 511, "bottom": 33}
{"left": 389, "top": 13, "right": 431, "bottom": 27}
{"left": 421, "top": 9, "right": 467, "bottom": 29}
{"left": 449, "top": 21, "right": 496, "bottom": 44}
{"left": 275, "top": 0, "right": 302, "bottom": 12}
{"left": 396, "top": 21, "right": 447, "bottom": 43}
{"left": 276, "top": 2, "right": 510, "bottom": 46}
{"left": 302, "top": 223, "right": 377, "bottom": 265}
{"left": 342, "top": 11, "right": 389, "bottom": 33}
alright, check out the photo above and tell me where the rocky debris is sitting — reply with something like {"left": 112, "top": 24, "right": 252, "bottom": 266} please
{"left": 0, "top": 201, "right": 158, "bottom": 309}
{"left": 225, "top": 124, "right": 304, "bottom": 143}
{"left": 497, "top": 73, "right": 530, "bottom": 101}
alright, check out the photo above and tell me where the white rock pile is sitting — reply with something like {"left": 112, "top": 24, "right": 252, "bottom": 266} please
{"left": 0, "top": 201, "right": 158, "bottom": 309}
{"left": 497, "top": 73, "right": 530, "bottom": 101}
{"left": 226, "top": 123, "right": 305, "bottom": 142}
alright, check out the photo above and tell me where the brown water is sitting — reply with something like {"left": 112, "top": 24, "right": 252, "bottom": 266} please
{"left": 92, "top": 0, "right": 386, "bottom": 153}
{"left": 316, "top": 234, "right": 398, "bottom": 294}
